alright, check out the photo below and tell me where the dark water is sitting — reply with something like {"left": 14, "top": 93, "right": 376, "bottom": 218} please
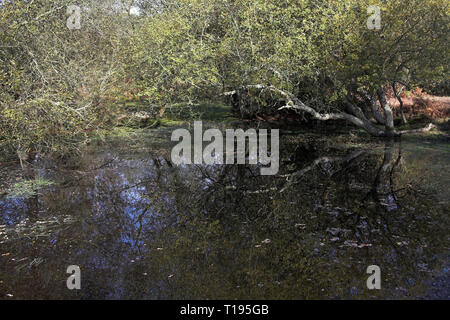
{"left": 0, "top": 127, "right": 449, "bottom": 299}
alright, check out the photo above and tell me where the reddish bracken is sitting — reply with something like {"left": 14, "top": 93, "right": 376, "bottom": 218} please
{"left": 387, "top": 87, "right": 450, "bottom": 120}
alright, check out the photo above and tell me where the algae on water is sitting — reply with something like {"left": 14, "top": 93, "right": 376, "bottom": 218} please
{"left": 7, "top": 178, "right": 54, "bottom": 199}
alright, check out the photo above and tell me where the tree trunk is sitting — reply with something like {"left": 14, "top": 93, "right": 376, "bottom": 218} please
{"left": 377, "top": 88, "right": 395, "bottom": 136}
{"left": 392, "top": 83, "right": 408, "bottom": 124}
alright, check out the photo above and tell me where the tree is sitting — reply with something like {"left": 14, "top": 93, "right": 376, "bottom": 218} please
{"left": 133, "top": 0, "right": 449, "bottom": 136}
{"left": 0, "top": 0, "right": 133, "bottom": 156}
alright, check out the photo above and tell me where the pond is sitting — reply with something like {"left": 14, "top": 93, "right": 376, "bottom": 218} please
{"left": 0, "top": 124, "right": 449, "bottom": 299}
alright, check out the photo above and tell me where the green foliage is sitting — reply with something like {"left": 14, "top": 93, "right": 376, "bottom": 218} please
{"left": 131, "top": 0, "right": 449, "bottom": 112}
{"left": 1, "top": 0, "right": 448, "bottom": 154}
{"left": 0, "top": 0, "right": 134, "bottom": 156}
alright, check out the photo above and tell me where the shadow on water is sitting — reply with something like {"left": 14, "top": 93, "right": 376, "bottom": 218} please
{"left": 0, "top": 129, "right": 449, "bottom": 299}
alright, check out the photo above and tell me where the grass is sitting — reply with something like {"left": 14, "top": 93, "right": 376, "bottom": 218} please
{"left": 159, "top": 118, "right": 186, "bottom": 126}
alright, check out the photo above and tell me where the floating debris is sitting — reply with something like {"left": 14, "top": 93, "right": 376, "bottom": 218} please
{"left": 29, "top": 257, "right": 44, "bottom": 267}
{"left": 339, "top": 240, "right": 373, "bottom": 248}
{"left": 327, "top": 227, "right": 351, "bottom": 236}
{"left": 341, "top": 240, "right": 358, "bottom": 248}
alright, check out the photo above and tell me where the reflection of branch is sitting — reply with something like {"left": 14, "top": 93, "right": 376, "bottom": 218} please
{"left": 389, "top": 144, "right": 403, "bottom": 202}
{"left": 372, "top": 143, "right": 395, "bottom": 206}
{"left": 280, "top": 150, "right": 365, "bottom": 193}
{"left": 134, "top": 207, "right": 149, "bottom": 251}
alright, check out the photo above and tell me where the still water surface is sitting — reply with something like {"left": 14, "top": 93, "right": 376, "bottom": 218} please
{"left": 0, "top": 127, "right": 449, "bottom": 299}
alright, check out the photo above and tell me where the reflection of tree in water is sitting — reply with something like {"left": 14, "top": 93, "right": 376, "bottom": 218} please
{"left": 0, "top": 141, "right": 447, "bottom": 299}
{"left": 135, "top": 141, "right": 448, "bottom": 299}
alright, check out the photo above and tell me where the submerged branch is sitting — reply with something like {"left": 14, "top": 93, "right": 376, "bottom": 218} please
{"left": 397, "top": 123, "right": 436, "bottom": 134}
